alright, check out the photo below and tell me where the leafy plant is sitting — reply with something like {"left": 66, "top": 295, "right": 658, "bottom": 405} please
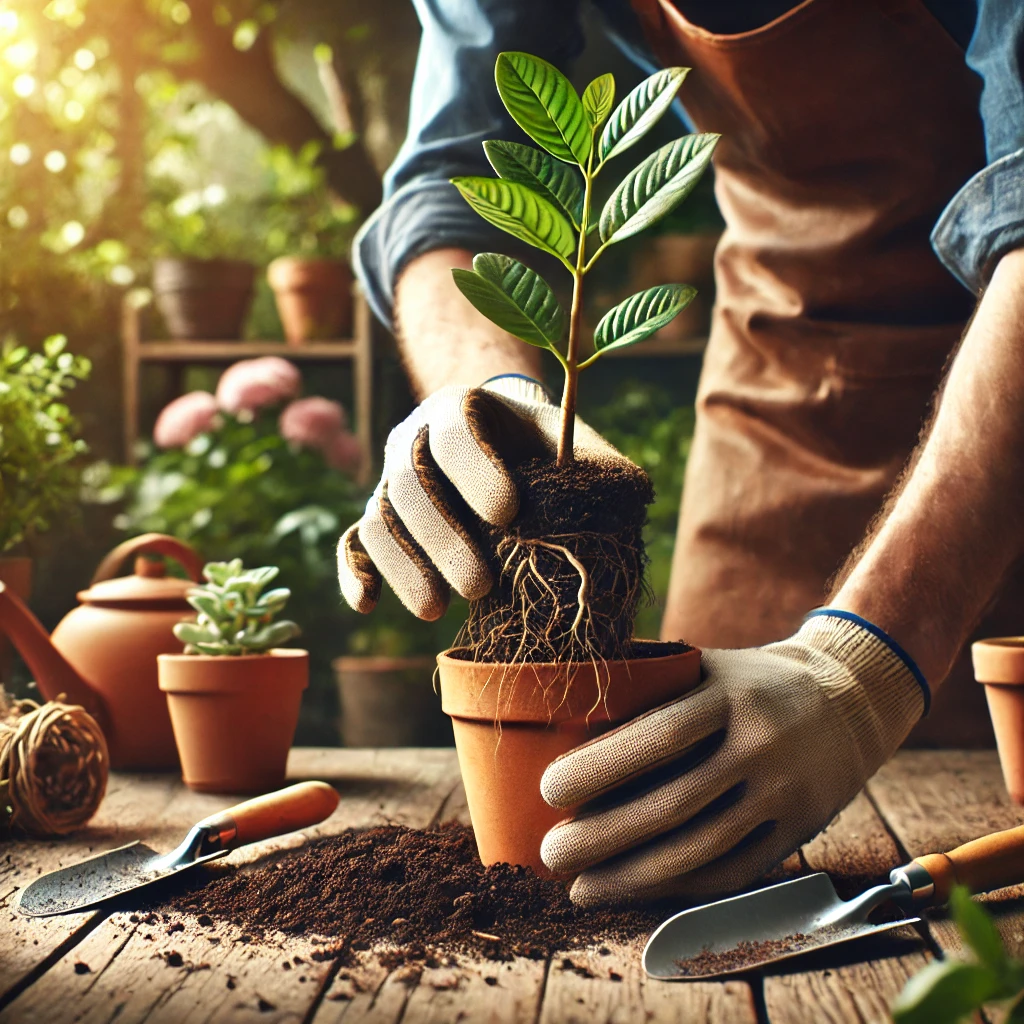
{"left": 174, "top": 558, "right": 301, "bottom": 656}
{"left": 451, "top": 55, "right": 718, "bottom": 465}
{"left": 0, "top": 336, "right": 91, "bottom": 554}
{"left": 893, "top": 887, "right": 1024, "bottom": 1023}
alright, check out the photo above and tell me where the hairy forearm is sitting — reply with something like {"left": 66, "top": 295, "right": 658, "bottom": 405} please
{"left": 393, "top": 248, "right": 541, "bottom": 398}
{"left": 833, "top": 247, "right": 1024, "bottom": 685}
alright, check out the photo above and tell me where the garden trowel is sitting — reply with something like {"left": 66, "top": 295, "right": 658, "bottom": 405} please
{"left": 17, "top": 780, "right": 339, "bottom": 916}
{"left": 644, "top": 821, "right": 1024, "bottom": 979}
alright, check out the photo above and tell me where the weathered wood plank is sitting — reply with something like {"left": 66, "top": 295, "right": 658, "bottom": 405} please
{"left": 539, "top": 940, "right": 757, "bottom": 1024}
{"left": 0, "top": 749, "right": 463, "bottom": 1024}
{"left": 763, "top": 945, "right": 930, "bottom": 1024}
{"left": 762, "top": 790, "right": 930, "bottom": 1024}
{"left": 868, "top": 750, "right": 1024, "bottom": 959}
{"left": 0, "top": 771, "right": 183, "bottom": 1006}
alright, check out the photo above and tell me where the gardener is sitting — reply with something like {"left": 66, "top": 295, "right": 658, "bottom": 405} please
{"left": 338, "top": 0, "right": 1024, "bottom": 905}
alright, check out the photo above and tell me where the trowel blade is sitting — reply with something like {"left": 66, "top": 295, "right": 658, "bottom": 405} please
{"left": 643, "top": 873, "right": 920, "bottom": 980}
{"left": 16, "top": 841, "right": 227, "bottom": 917}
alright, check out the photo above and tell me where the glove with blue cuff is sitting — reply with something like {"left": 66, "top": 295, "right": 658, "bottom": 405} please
{"left": 539, "top": 610, "right": 929, "bottom": 906}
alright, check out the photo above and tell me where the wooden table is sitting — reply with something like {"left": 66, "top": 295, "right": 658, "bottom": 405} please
{"left": 2, "top": 748, "right": 1022, "bottom": 1024}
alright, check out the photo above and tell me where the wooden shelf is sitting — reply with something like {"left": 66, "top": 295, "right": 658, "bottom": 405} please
{"left": 122, "top": 286, "right": 374, "bottom": 484}
{"left": 136, "top": 340, "right": 357, "bottom": 361}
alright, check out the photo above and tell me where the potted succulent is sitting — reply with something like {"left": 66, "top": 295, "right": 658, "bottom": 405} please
{"left": 973, "top": 637, "right": 1024, "bottom": 804}
{"left": 158, "top": 559, "right": 306, "bottom": 794}
{"left": 345, "top": 55, "right": 717, "bottom": 871}
{"left": 0, "top": 337, "right": 91, "bottom": 679}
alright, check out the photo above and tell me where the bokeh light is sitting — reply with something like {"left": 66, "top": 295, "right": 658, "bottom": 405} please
{"left": 44, "top": 150, "right": 67, "bottom": 172}
{"left": 9, "top": 142, "right": 31, "bottom": 165}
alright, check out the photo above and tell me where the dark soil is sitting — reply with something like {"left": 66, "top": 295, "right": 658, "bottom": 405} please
{"left": 157, "top": 823, "right": 663, "bottom": 966}
{"left": 673, "top": 934, "right": 813, "bottom": 976}
{"left": 460, "top": 457, "right": 655, "bottom": 663}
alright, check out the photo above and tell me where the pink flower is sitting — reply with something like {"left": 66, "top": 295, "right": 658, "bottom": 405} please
{"left": 216, "top": 357, "right": 301, "bottom": 415}
{"left": 324, "top": 430, "right": 363, "bottom": 474}
{"left": 279, "top": 396, "right": 348, "bottom": 451}
{"left": 153, "top": 391, "right": 220, "bottom": 448}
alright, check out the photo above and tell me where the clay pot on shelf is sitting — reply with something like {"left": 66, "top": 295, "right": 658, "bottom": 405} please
{"left": 333, "top": 656, "right": 453, "bottom": 747}
{"left": 0, "top": 555, "right": 31, "bottom": 683}
{"left": 973, "top": 637, "right": 1024, "bottom": 803}
{"left": 437, "top": 641, "right": 702, "bottom": 874}
{"left": 152, "top": 257, "right": 255, "bottom": 340}
{"left": 159, "top": 649, "right": 308, "bottom": 794}
{"left": 267, "top": 257, "right": 353, "bottom": 345}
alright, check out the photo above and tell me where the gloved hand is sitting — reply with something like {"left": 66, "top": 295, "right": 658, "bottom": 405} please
{"left": 539, "top": 611, "right": 929, "bottom": 906}
{"left": 337, "top": 374, "right": 629, "bottom": 621}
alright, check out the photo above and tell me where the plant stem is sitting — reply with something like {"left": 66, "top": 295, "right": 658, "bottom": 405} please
{"left": 556, "top": 145, "right": 594, "bottom": 468}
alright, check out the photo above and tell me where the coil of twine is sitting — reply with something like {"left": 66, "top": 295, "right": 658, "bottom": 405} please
{"left": 0, "top": 690, "right": 109, "bottom": 836}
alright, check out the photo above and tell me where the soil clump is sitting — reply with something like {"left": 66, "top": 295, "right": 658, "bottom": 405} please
{"left": 157, "top": 823, "right": 663, "bottom": 965}
{"left": 459, "top": 457, "right": 654, "bottom": 664}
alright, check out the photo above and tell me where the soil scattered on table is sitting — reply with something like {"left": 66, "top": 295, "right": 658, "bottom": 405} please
{"left": 157, "top": 823, "right": 663, "bottom": 965}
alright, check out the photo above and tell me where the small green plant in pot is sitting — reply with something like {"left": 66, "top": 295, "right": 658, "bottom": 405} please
{"left": 158, "top": 559, "right": 308, "bottom": 794}
{"left": 343, "top": 54, "right": 716, "bottom": 870}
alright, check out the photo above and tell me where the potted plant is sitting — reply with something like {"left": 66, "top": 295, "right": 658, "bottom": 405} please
{"left": 345, "top": 55, "right": 717, "bottom": 871}
{"left": 0, "top": 337, "right": 91, "bottom": 678}
{"left": 146, "top": 182, "right": 256, "bottom": 340}
{"left": 262, "top": 143, "right": 359, "bottom": 345}
{"left": 158, "top": 558, "right": 305, "bottom": 794}
{"left": 973, "top": 637, "right": 1024, "bottom": 803}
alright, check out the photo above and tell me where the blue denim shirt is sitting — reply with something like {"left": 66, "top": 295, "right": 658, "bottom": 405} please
{"left": 354, "top": 0, "right": 1024, "bottom": 329}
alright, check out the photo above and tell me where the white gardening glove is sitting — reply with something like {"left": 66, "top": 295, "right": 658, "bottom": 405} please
{"left": 539, "top": 611, "right": 930, "bottom": 906}
{"left": 337, "top": 374, "right": 628, "bottom": 621}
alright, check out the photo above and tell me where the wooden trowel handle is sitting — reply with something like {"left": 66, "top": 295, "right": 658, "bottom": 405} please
{"left": 198, "top": 782, "right": 340, "bottom": 849}
{"left": 914, "top": 822, "right": 1024, "bottom": 904}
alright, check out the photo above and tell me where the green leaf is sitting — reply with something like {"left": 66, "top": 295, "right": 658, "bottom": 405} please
{"left": 600, "top": 133, "right": 719, "bottom": 245}
{"left": 483, "top": 140, "right": 583, "bottom": 226}
{"left": 893, "top": 959, "right": 1003, "bottom": 1024}
{"left": 451, "top": 176, "right": 576, "bottom": 261}
{"left": 186, "top": 593, "right": 222, "bottom": 619}
{"left": 242, "top": 620, "right": 301, "bottom": 651}
{"left": 173, "top": 621, "right": 217, "bottom": 645}
{"left": 582, "top": 73, "right": 615, "bottom": 128}
{"left": 592, "top": 284, "right": 696, "bottom": 356}
{"left": 599, "top": 67, "right": 690, "bottom": 164}
{"left": 951, "top": 887, "right": 1009, "bottom": 976}
{"left": 495, "top": 51, "right": 590, "bottom": 165}
{"left": 452, "top": 253, "right": 565, "bottom": 349}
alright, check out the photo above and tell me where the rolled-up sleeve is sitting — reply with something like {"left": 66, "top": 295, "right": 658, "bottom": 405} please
{"left": 932, "top": 0, "right": 1024, "bottom": 294}
{"left": 353, "top": 0, "right": 584, "bottom": 328}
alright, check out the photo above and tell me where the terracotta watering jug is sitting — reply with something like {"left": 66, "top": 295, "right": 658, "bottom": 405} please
{"left": 0, "top": 533, "right": 203, "bottom": 770}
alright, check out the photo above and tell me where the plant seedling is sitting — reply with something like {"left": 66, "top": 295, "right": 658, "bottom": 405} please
{"left": 174, "top": 558, "right": 301, "bottom": 656}
{"left": 892, "top": 886, "right": 1024, "bottom": 1023}
{"left": 451, "top": 53, "right": 719, "bottom": 466}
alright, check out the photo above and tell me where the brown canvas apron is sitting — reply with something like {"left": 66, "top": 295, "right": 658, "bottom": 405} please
{"left": 632, "top": 0, "right": 1009, "bottom": 744}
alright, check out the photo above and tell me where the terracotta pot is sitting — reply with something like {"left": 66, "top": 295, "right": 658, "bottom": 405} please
{"left": 0, "top": 556, "right": 31, "bottom": 684}
{"left": 438, "top": 641, "right": 702, "bottom": 873}
{"left": 153, "top": 257, "right": 254, "bottom": 340}
{"left": 159, "top": 648, "right": 308, "bottom": 793}
{"left": 974, "top": 638, "right": 1024, "bottom": 803}
{"left": 333, "top": 655, "right": 453, "bottom": 747}
{"left": 267, "top": 257, "right": 353, "bottom": 345}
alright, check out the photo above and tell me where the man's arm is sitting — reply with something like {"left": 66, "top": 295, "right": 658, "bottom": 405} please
{"left": 832, "top": 246, "right": 1024, "bottom": 685}
{"left": 394, "top": 249, "right": 541, "bottom": 398}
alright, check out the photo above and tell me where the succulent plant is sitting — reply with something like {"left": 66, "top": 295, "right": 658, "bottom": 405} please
{"left": 174, "top": 559, "right": 301, "bottom": 656}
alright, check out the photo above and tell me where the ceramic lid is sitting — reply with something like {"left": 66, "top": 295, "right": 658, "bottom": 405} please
{"left": 78, "top": 556, "right": 195, "bottom": 608}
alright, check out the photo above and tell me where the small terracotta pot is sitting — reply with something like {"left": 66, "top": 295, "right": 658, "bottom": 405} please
{"left": 332, "top": 656, "right": 453, "bottom": 747}
{"left": 437, "top": 641, "right": 702, "bottom": 873}
{"left": 159, "top": 648, "right": 308, "bottom": 794}
{"left": 153, "top": 257, "right": 254, "bottom": 340}
{"left": 974, "top": 638, "right": 1024, "bottom": 804}
{"left": 0, "top": 556, "right": 31, "bottom": 684}
{"left": 267, "top": 257, "right": 353, "bottom": 345}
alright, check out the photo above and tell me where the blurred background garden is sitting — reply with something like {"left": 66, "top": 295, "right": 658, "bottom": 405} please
{"left": 0, "top": 0, "right": 719, "bottom": 745}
